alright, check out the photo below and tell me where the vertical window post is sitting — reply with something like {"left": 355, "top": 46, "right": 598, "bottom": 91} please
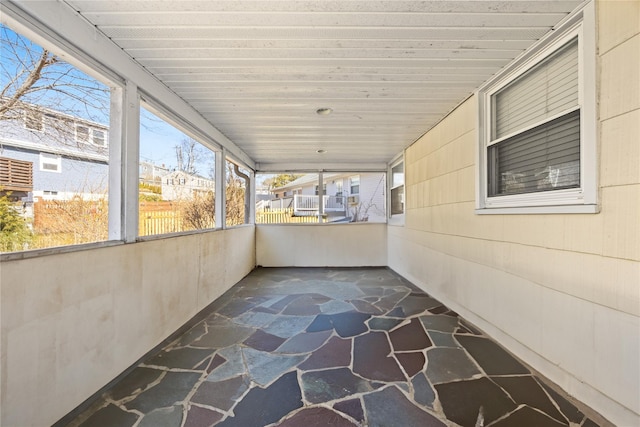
{"left": 109, "top": 81, "right": 139, "bottom": 242}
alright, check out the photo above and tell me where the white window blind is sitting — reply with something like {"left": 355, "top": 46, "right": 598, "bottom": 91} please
{"left": 488, "top": 110, "right": 580, "bottom": 196}
{"left": 487, "top": 37, "right": 581, "bottom": 198}
{"left": 492, "top": 38, "right": 579, "bottom": 140}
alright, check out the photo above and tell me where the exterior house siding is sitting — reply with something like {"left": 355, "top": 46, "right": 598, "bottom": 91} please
{"left": 1, "top": 145, "right": 108, "bottom": 199}
{"left": 388, "top": 2, "right": 639, "bottom": 425}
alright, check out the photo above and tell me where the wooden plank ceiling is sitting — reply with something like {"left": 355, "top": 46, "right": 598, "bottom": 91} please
{"left": 66, "top": 0, "right": 583, "bottom": 168}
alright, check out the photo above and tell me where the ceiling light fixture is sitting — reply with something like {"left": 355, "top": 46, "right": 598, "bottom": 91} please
{"left": 316, "top": 107, "right": 333, "bottom": 115}
{"left": 316, "top": 149, "right": 327, "bottom": 154}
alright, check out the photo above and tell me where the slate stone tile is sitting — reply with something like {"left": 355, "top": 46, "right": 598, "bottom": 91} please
{"left": 270, "top": 294, "right": 304, "bottom": 311}
{"left": 126, "top": 371, "right": 202, "bottom": 413}
{"left": 175, "top": 322, "right": 208, "bottom": 346}
{"left": 396, "top": 352, "right": 426, "bottom": 378}
{"left": 192, "top": 325, "right": 255, "bottom": 348}
{"left": 183, "top": 405, "right": 223, "bottom": 427}
{"left": 191, "top": 375, "right": 250, "bottom": 411}
{"left": 243, "top": 347, "right": 305, "bottom": 386}
{"left": 306, "top": 314, "right": 334, "bottom": 333}
{"left": 538, "top": 380, "right": 585, "bottom": 424}
{"left": 319, "top": 300, "right": 357, "bottom": 314}
{"left": 108, "top": 367, "right": 164, "bottom": 401}
{"left": 396, "top": 293, "right": 442, "bottom": 316}
{"left": 330, "top": 312, "right": 371, "bottom": 337}
{"left": 137, "top": 405, "right": 183, "bottom": 427}
{"left": 276, "top": 407, "right": 359, "bottom": 427}
{"left": 276, "top": 330, "right": 332, "bottom": 354}
{"left": 77, "top": 403, "right": 139, "bottom": 427}
{"left": 459, "top": 320, "right": 483, "bottom": 335}
{"left": 283, "top": 294, "right": 331, "bottom": 315}
{"left": 349, "top": 299, "right": 385, "bottom": 315}
{"left": 425, "top": 347, "right": 482, "bottom": 384}
{"left": 206, "top": 354, "right": 226, "bottom": 373}
{"left": 145, "top": 347, "right": 213, "bottom": 370}
{"left": 244, "top": 329, "right": 287, "bottom": 352}
{"left": 443, "top": 310, "right": 459, "bottom": 317}
{"left": 300, "top": 280, "right": 364, "bottom": 300}
{"left": 374, "top": 291, "right": 409, "bottom": 312}
{"left": 251, "top": 305, "right": 280, "bottom": 314}
{"left": 218, "top": 299, "right": 257, "bottom": 317}
{"left": 428, "top": 305, "right": 449, "bottom": 315}
{"left": 389, "top": 318, "right": 432, "bottom": 352}
{"left": 435, "top": 377, "right": 517, "bottom": 426}
{"left": 233, "top": 311, "right": 278, "bottom": 328}
{"left": 411, "top": 373, "right": 436, "bottom": 408}
{"left": 581, "top": 418, "right": 600, "bottom": 427}
{"left": 491, "top": 406, "right": 568, "bottom": 427}
{"left": 455, "top": 335, "right": 529, "bottom": 375}
{"left": 493, "top": 376, "right": 567, "bottom": 424}
{"left": 216, "top": 372, "right": 303, "bottom": 427}
{"left": 368, "top": 317, "right": 403, "bottom": 331}
{"left": 194, "top": 357, "right": 211, "bottom": 372}
{"left": 386, "top": 306, "right": 406, "bottom": 317}
{"left": 333, "top": 398, "right": 365, "bottom": 423}
{"left": 363, "top": 386, "right": 446, "bottom": 427}
{"left": 301, "top": 367, "right": 382, "bottom": 403}
{"left": 353, "top": 332, "right": 405, "bottom": 382}
{"left": 427, "top": 331, "right": 461, "bottom": 348}
{"left": 298, "top": 336, "right": 352, "bottom": 370}
{"left": 262, "top": 315, "right": 315, "bottom": 338}
{"left": 419, "top": 315, "right": 460, "bottom": 333}
{"left": 206, "top": 346, "right": 246, "bottom": 382}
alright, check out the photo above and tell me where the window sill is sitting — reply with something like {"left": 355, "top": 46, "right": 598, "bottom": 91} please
{"left": 475, "top": 204, "right": 599, "bottom": 215}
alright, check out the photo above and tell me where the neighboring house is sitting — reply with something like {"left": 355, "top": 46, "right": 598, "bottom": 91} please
{"left": 0, "top": 102, "right": 109, "bottom": 202}
{"left": 139, "top": 161, "right": 170, "bottom": 186}
{"left": 267, "top": 173, "right": 386, "bottom": 222}
{"left": 161, "top": 169, "right": 215, "bottom": 201}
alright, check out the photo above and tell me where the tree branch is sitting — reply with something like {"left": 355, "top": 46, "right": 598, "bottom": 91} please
{"left": 0, "top": 49, "right": 56, "bottom": 119}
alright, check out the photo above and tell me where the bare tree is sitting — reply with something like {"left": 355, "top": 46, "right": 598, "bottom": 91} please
{"left": 175, "top": 137, "right": 210, "bottom": 175}
{"left": 0, "top": 24, "right": 109, "bottom": 129}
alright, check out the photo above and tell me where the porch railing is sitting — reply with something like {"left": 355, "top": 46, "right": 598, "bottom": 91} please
{"left": 260, "top": 194, "right": 347, "bottom": 215}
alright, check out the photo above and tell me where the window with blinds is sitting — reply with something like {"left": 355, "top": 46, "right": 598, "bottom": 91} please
{"left": 487, "top": 38, "right": 580, "bottom": 197}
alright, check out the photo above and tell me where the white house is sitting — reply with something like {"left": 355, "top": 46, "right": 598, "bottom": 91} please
{"left": 161, "top": 169, "right": 215, "bottom": 201}
{"left": 267, "top": 172, "right": 386, "bottom": 222}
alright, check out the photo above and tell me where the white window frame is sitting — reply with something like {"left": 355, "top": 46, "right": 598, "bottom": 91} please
{"left": 388, "top": 153, "right": 405, "bottom": 225}
{"left": 39, "top": 152, "right": 61, "bottom": 173}
{"left": 389, "top": 156, "right": 405, "bottom": 217}
{"left": 349, "top": 175, "right": 360, "bottom": 195}
{"left": 75, "top": 124, "right": 90, "bottom": 143}
{"left": 476, "top": 2, "right": 597, "bottom": 214}
{"left": 76, "top": 123, "right": 108, "bottom": 147}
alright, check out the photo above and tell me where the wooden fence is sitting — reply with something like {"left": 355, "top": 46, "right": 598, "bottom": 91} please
{"left": 256, "top": 209, "right": 326, "bottom": 224}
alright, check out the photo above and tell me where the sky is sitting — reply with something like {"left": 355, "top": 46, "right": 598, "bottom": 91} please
{"left": 2, "top": 23, "right": 216, "bottom": 177}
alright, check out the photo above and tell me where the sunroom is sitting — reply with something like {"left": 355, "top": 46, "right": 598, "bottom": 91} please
{"left": 0, "top": 1, "right": 638, "bottom": 426}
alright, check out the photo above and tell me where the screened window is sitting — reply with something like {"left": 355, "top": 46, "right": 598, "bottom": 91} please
{"left": 477, "top": 5, "right": 597, "bottom": 214}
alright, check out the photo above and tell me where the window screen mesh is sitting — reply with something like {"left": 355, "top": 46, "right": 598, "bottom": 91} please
{"left": 488, "top": 110, "right": 580, "bottom": 196}
{"left": 493, "top": 38, "right": 578, "bottom": 140}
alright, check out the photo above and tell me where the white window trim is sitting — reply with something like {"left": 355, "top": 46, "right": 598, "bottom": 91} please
{"left": 389, "top": 154, "right": 405, "bottom": 225}
{"left": 475, "top": 1, "right": 598, "bottom": 215}
{"left": 76, "top": 123, "right": 108, "bottom": 147}
{"left": 39, "top": 152, "right": 62, "bottom": 173}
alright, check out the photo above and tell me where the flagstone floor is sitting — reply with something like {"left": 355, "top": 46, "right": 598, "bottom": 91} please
{"left": 63, "top": 268, "right": 608, "bottom": 427}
